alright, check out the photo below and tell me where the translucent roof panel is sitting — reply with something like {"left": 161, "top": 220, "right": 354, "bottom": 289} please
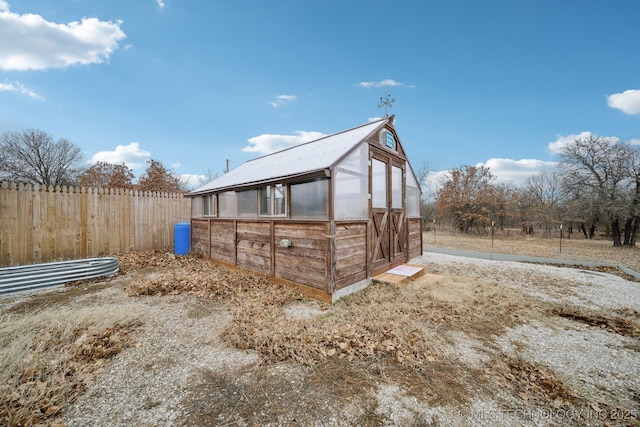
{"left": 191, "top": 117, "right": 389, "bottom": 194}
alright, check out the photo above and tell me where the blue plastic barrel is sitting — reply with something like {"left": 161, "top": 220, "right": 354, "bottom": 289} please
{"left": 174, "top": 222, "right": 190, "bottom": 255}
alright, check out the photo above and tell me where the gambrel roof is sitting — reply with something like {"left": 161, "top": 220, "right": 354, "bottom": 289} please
{"left": 190, "top": 116, "right": 392, "bottom": 195}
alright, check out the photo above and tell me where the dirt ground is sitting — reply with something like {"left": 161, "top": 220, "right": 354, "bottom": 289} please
{"left": 1, "top": 231, "right": 639, "bottom": 426}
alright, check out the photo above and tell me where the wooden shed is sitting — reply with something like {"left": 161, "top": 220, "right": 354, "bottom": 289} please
{"left": 189, "top": 116, "right": 423, "bottom": 303}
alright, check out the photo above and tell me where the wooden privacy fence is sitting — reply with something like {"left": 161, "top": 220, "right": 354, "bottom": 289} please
{"left": 0, "top": 182, "right": 191, "bottom": 267}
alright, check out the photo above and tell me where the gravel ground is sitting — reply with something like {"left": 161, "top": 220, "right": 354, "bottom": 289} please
{"left": 417, "top": 253, "right": 640, "bottom": 426}
{"left": 61, "top": 279, "right": 258, "bottom": 427}
{"left": 4, "top": 250, "right": 638, "bottom": 426}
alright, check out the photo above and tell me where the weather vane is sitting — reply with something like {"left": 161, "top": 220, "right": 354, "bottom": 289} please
{"left": 378, "top": 86, "right": 396, "bottom": 117}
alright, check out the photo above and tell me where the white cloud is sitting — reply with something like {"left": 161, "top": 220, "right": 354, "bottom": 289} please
{"left": 0, "top": 80, "right": 42, "bottom": 99}
{"left": 357, "top": 79, "right": 414, "bottom": 89}
{"left": 156, "top": 0, "right": 166, "bottom": 10}
{"left": 269, "top": 94, "right": 297, "bottom": 108}
{"left": 476, "top": 158, "right": 557, "bottom": 185}
{"left": 422, "top": 170, "right": 450, "bottom": 202}
{"left": 547, "top": 131, "right": 622, "bottom": 155}
{"left": 89, "top": 142, "right": 151, "bottom": 170}
{"left": 547, "top": 131, "right": 592, "bottom": 154}
{"left": 179, "top": 174, "right": 205, "bottom": 190}
{"left": 0, "top": 4, "right": 126, "bottom": 70}
{"left": 423, "top": 158, "right": 558, "bottom": 201}
{"left": 607, "top": 89, "right": 640, "bottom": 115}
{"left": 242, "top": 130, "right": 326, "bottom": 155}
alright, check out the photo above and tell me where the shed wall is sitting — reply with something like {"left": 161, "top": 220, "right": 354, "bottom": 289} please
{"left": 191, "top": 219, "right": 332, "bottom": 294}
{"left": 274, "top": 222, "right": 330, "bottom": 291}
{"left": 191, "top": 219, "right": 210, "bottom": 257}
{"left": 190, "top": 217, "right": 422, "bottom": 300}
{"left": 334, "top": 222, "right": 368, "bottom": 291}
{"left": 408, "top": 218, "right": 423, "bottom": 259}
{"left": 211, "top": 220, "right": 236, "bottom": 264}
{"left": 237, "top": 221, "right": 271, "bottom": 274}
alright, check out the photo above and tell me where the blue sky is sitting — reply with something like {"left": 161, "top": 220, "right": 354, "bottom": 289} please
{"left": 1, "top": 0, "right": 639, "bottom": 190}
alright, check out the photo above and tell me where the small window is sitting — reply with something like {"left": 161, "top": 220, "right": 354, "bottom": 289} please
{"left": 380, "top": 129, "right": 396, "bottom": 150}
{"left": 385, "top": 131, "right": 395, "bottom": 149}
{"left": 260, "top": 184, "right": 287, "bottom": 217}
{"left": 203, "top": 194, "right": 216, "bottom": 216}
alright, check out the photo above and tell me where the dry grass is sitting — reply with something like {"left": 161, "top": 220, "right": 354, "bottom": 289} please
{"left": 0, "top": 303, "right": 142, "bottom": 426}
{"left": 426, "top": 228, "right": 640, "bottom": 273}
{"left": 122, "top": 253, "right": 592, "bottom": 422}
{"left": 2, "top": 236, "right": 639, "bottom": 426}
{"left": 224, "top": 281, "right": 446, "bottom": 366}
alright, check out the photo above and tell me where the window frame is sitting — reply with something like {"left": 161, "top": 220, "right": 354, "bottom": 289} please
{"left": 385, "top": 131, "right": 395, "bottom": 149}
{"left": 380, "top": 129, "right": 397, "bottom": 151}
{"left": 291, "top": 178, "right": 329, "bottom": 219}
{"left": 203, "top": 194, "right": 217, "bottom": 217}
{"left": 237, "top": 189, "right": 258, "bottom": 218}
{"left": 258, "top": 183, "right": 287, "bottom": 218}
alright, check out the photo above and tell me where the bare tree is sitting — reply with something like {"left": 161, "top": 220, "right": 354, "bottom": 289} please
{"left": 520, "top": 170, "right": 563, "bottom": 235}
{"left": 415, "top": 162, "right": 436, "bottom": 230}
{"left": 0, "top": 129, "right": 84, "bottom": 186}
{"left": 492, "top": 181, "right": 520, "bottom": 230}
{"left": 197, "top": 169, "right": 220, "bottom": 187}
{"left": 559, "top": 134, "right": 634, "bottom": 246}
{"left": 623, "top": 144, "right": 640, "bottom": 246}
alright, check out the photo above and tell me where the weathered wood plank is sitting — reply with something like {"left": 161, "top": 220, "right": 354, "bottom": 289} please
{"left": 275, "top": 251, "right": 326, "bottom": 272}
{"left": 336, "top": 263, "right": 366, "bottom": 279}
{"left": 237, "top": 252, "right": 270, "bottom": 273}
{"left": 274, "top": 267, "right": 327, "bottom": 290}
{"left": 1, "top": 183, "right": 14, "bottom": 264}
{"left": 191, "top": 219, "right": 210, "bottom": 256}
{"left": 336, "top": 252, "right": 366, "bottom": 271}
{"left": 276, "top": 245, "right": 326, "bottom": 261}
{"left": 334, "top": 222, "right": 367, "bottom": 237}
{"left": 334, "top": 271, "right": 367, "bottom": 291}
{"left": 407, "top": 218, "right": 423, "bottom": 258}
{"left": 273, "top": 223, "right": 328, "bottom": 239}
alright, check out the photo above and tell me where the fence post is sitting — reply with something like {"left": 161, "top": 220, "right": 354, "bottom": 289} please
{"left": 81, "top": 187, "right": 88, "bottom": 258}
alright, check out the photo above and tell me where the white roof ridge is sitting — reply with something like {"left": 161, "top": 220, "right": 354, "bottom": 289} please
{"left": 190, "top": 117, "right": 390, "bottom": 194}
{"left": 245, "top": 116, "right": 389, "bottom": 164}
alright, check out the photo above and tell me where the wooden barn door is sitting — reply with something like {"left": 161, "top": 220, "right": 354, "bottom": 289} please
{"left": 370, "top": 154, "right": 405, "bottom": 275}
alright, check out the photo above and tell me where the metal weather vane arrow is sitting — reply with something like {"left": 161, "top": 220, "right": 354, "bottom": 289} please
{"left": 378, "top": 86, "right": 396, "bottom": 117}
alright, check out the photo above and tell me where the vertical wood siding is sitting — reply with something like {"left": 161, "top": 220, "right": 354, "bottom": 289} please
{"left": 0, "top": 182, "right": 190, "bottom": 267}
